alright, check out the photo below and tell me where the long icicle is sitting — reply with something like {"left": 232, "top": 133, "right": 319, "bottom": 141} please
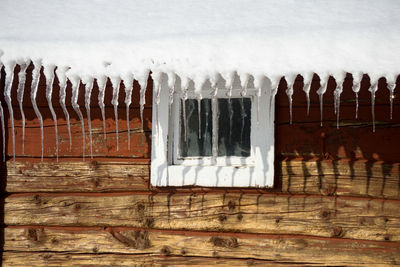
{"left": 302, "top": 73, "right": 313, "bottom": 116}
{"left": 17, "top": 61, "right": 30, "bottom": 154}
{"left": 352, "top": 73, "right": 363, "bottom": 119}
{"left": 4, "top": 62, "right": 16, "bottom": 165}
{"left": 96, "top": 76, "right": 107, "bottom": 140}
{"left": 269, "top": 76, "right": 281, "bottom": 121}
{"left": 111, "top": 77, "right": 121, "bottom": 151}
{"left": 0, "top": 100, "right": 5, "bottom": 162}
{"left": 368, "top": 80, "right": 378, "bottom": 132}
{"left": 317, "top": 74, "right": 329, "bottom": 127}
{"left": 138, "top": 70, "right": 150, "bottom": 130}
{"left": 386, "top": 74, "right": 398, "bottom": 120}
{"left": 84, "top": 77, "right": 94, "bottom": 158}
{"left": 254, "top": 75, "right": 264, "bottom": 125}
{"left": 333, "top": 72, "right": 346, "bottom": 129}
{"left": 70, "top": 76, "right": 86, "bottom": 160}
{"left": 151, "top": 72, "right": 162, "bottom": 140}
{"left": 44, "top": 65, "right": 59, "bottom": 161}
{"left": 30, "top": 61, "right": 44, "bottom": 160}
{"left": 285, "top": 75, "right": 296, "bottom": 125}
{"left": 181, "top": 77, "right": 190, "bottom": 143}
{"left": 122, "top": 74, "right": 134, "bottom": 150}
{"left": 56, "top": 66, "right": 72, "bottom": 149}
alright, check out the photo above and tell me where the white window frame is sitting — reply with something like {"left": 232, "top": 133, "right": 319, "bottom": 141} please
{"left": 151, "top": 75, "right": 275, "bottom": 187}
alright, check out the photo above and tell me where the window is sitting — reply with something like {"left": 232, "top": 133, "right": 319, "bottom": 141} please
{"left": 151, "top": 74, "right": 275, "bottom": 187}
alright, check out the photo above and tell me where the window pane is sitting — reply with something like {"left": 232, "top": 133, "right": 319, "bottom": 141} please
{"left": 180, "top": 99, "right": 212, "bottom": 157}
{"left": 218, "top": 98, "right": 251, "bottom": 157}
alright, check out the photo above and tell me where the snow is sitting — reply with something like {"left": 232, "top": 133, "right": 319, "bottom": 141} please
{"left": 0, "top": 0, "right": 400, "bottom": 162}
{"left": 1, "top": 0, "right": 399, "bottom": 81}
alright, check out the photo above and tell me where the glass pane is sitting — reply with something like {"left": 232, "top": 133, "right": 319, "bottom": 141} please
{"left": 180, "top": 99, "right": 212, "bottom": 157}
{"left": 218, "top": 98, "right": 251, "bottom": 157}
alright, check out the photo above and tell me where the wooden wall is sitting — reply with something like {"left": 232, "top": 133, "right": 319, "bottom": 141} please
{"left": 0, "top": 66, "right": 400, "bottom": 266}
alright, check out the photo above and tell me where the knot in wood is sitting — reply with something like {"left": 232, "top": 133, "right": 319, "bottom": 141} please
{"left": 210, "top": 237, "right": 239, "bottom": 248}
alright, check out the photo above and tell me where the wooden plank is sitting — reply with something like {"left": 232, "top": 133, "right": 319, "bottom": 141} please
{"left": 280, "top": 159, "right": 400, "bottom": 199}
{"left": 4, "top": 226, "right": 400, "bottom": 266}
{"left": 1, "top": 252, "right": 293, "bottom": 267}
{"left": 5, "top": 161, "right": 149, "bottom": 192}
{"left": 5, "top": 160, "right": 400, "bottom": 200}
{"left": 4, "top": 193, "right": 400, "bottom": 241}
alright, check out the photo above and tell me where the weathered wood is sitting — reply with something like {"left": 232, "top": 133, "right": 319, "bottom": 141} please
{"left": 280, "top": 159, "right": 400, "bottom": 199}
{"left": 1, "top": 252, "right": 291, "bottom": 267}
{"left": 5, "top": 161, "right": 149, "bottom": 192}
{"left": 5, "top": 193, "right": 400, "bottom": 241}
{"left": 4, "top": 226, "right": 400, "bottom": 266}
{"left": 4, "top": 107, "right": 151, "bottom": 158}
{"left": 5, "top": 160, "right": 400, "bottom": 200}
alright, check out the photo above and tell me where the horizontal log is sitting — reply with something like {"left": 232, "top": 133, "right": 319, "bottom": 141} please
{"left": 280, "top": 159, "right": 400, "bottom": 199}
{"left": 4, "top": 193, "right": 400, "bottom": 241}
{"left": 4, "top": 226, "right": 400, "bottom": 266}
{"left": 1, "top": 252, "right": 290, "bottom": 267}
{"left": 5, "top": 161, "right": 149, "bottom": 192}
{"left": 5, "top": 160, "right": 400, "bottom": 200}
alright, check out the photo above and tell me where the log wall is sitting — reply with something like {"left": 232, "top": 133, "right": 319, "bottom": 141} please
{"left": 0, "top": 67, "right": 400, "bottom": 266}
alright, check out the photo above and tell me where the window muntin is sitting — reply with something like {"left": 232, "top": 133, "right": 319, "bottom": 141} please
{"left": 172, "top": 89, "right": 256, "bottom": 166}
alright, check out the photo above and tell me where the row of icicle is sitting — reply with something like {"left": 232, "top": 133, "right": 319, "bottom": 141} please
{"left": 0, "top": 61, "right": 398, "bottom": 164}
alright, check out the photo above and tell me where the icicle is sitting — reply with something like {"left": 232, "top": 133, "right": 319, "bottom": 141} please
{"left": 240, "top": 97, "right": 246, "bottom": 144}
{"left": 0, "top": 100, "right": 5, "bottom": 162}
{"left": 268, "top": 76, "right": 281, "bottom": 121}
{"left": 96, "top": 76, "right": 107, "bottom": 140}
{"left": 110, "top": 77, "right": 121, "bottom": 151}
{"left": 221, "top": 71, "right": 235, "bottom": 96}
{"left": 4, "top": 62, "right": 16, "bottom": 164}
{"left": 211, "top": 97, "right": 219, "bottom": 165}
{"left": 122, "top": 74, "right": 134, "bottom": 150}
{"left": 56, "top": 66, "right": 72, "bottom": 149}
{"left": 181, "top": 77, "right": 190, "bottom": 142}
{"left": 44, "top": 65, "right": 59, "bottom": 160}
{"left": 192, "top": 77, "right": 204, "bottom": 139}
{"left": 204, "top": 100, "right": 209, "bottom": 143}
{"left": 70, "top": 76, "right": 86, "bottom": 160}
{"left": 137, "top": 70, "right": 150, "bottom": 130}
{"left": 317, "top": 74, "right": 330, "bottom": 127}
{"left": 386, "top": 74, "right": 398, "bottom": 120}
{"left": 352, "top": 73, "right": 363, "bottom": 119}
{"left": 302, "top": 73, "right": 313, "bottom": 116}
{"left": 254, "top": 75, "right": 265, "bottom": 125}
{"left": 151, "top": 72, "right": 162, "bottom": 139}
{"left": 285, "top": 74, "right": 296, "bottom": 125}
{"left": 197, "top": 97, "right": 202, "bottom": 138}
{"left": 83, "top": 77, "right": 94, "bottom": 158}
{"left": 167, "top": 72, "right": 176, "bottom": 106}
{"left": 333, "top": 72, "right": 346, "bottom": 129}
{"left": 16, "top": 61, "right": 30, "bottom": 154}
{"left": 239, "top": 73, "right": 250, "bottom": 96}
{"left": 30, "top": 61, "right": 44, "bottom": 160}
{"left": 368, "top": 78, "right": 379, "bottom": 132}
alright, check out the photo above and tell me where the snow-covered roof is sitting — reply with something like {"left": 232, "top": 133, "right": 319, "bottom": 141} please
{"left": 1, "top": 0, "right": 400, "bottom": 84}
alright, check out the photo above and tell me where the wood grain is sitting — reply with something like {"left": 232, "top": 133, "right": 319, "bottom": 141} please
{"left": 3, "top": 226, "right": 400, "bottom": 266}
{"left": 2, "top": 252, "right": 298, "bottom": 267}
{"left": 5, "top": 160, "right": 400, "bottom": 200}
{"left": 5, "top": 193, "right": 400, "bottom": 241}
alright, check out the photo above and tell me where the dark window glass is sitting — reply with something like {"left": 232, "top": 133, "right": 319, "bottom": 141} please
{"left": 180, "top": 98, "right": 251, "bottom": 158}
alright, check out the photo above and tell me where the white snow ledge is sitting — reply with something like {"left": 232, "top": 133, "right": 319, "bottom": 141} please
{"left": 0, "top": 0, "right": 400, "bottom": 80}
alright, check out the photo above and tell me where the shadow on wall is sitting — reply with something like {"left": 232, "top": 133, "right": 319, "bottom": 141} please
{"left": 275, "top": 74, "right": 400, "bottom": 199}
